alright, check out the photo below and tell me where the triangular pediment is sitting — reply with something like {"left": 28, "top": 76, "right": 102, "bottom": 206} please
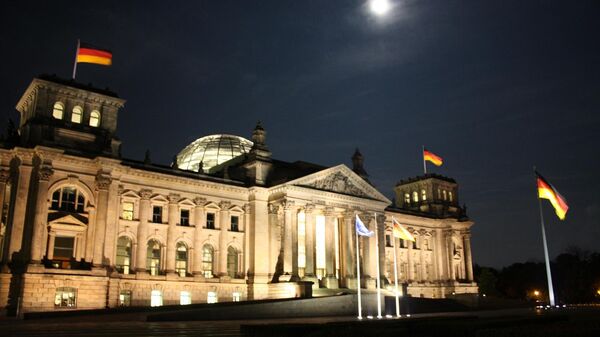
{"left": 47, "top": 213, "right": 88, "bottom": 227}
{"left": 285, "top": 165, "right": 390, "bottom": 203}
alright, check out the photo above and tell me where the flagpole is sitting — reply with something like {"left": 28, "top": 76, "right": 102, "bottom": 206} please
{"left": 374, "top": 212, "right": 382, "bottom": 319}
{"left": 72, "top": 39, "right": 80, "bottom": 80}
{"left": 392, "top": 218, "right": 400, "bottom": 317}
{"left": 355, "top": 219, "right": 363, "bottom": 319}
{"left": 422, "top": 145, "right": 427, "bottom": 174}
{"left": 534, "top": 167, "right": 556, "bottom": 306}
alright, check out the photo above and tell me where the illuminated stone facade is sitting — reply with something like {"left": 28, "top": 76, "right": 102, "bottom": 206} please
{"left": 0, "top": 76, "right": 476, "bottom": 314}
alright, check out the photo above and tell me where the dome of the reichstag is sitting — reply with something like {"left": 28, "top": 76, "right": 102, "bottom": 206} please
{"left": 175, "top": 134, "right": 253, "bottom": 173}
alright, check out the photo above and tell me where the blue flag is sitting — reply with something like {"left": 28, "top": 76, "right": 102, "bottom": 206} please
{"left": 355, "top": 215, "right": 374, "bottom": 237}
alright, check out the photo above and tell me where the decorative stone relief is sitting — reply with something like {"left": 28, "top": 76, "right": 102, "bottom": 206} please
{"left": 95, "top": 173, "right": 112, "bottom": 191}
{"left": 303, "top": 172, "right": 369, "bottom": 198}
{"left": 38, "top": 166, "right": 54, "bottom": 181}
{"left": 140, "top": 189, "right": 153, "bottom": 200}
{"left": 168, "top": 193, "right": 181, "bottom": 204}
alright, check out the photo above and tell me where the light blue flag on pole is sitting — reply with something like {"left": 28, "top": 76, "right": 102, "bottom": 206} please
{"left": 355, "top": 215, "right": 374, "bottom": 237}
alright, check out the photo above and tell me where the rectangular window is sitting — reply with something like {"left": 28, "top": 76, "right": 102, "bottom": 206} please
{"left": 180, "top": 209, "right": 190, "bottom": 226}
{"left": 152, "top": 206, "right": 162, "bottom": 223}
{"left": 207, "top": 291, "right": 218, "bottom": 304}
{"left": 232, "top": 292, "right": 241, "bottom": 302}
{"left": 230, "top": 216, "right": 239, "bottom": 231}
{"left": 122, "top": 202, "right": 134, "bottom": 220}
{"left": 53, "top": 236, "right": 74, "bottom": 260}
{"left": 385, "top": 234, "right": 392, "bottom": 247}
{"left": 206, "top": 213, "right": 215, "bottom": 229}
{"left": 151, "top": 290, "right": 163, "bottom": 307}
{"left": 413, "top": 239, "right": 418, "bottom": 250}
{"left": 54, "top": 287, "right": 77, "bottom": 308}
{"left": 180, "top": 291, "right": 191, "bottom": 305}
{"left": 119, "top": 291, "right": 131, "bottom": 307}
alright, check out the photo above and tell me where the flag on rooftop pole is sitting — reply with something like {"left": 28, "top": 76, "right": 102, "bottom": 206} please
{"left": 423, "top": 147, "right": 443, "bottom": 174}
{"left": 72, "top": 40, "right": 113, "bottom": 79}
{"left": 355, "top": 215, "right": 373, "bottom": 319}
{"left": 534, "top": 169, "right": 568, "bottom": 307}
{"left": 391, "top": 217, "right": 415, "bottom": 317}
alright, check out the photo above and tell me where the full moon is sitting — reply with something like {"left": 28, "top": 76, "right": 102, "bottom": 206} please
{"left": 369, "top": 0, "right": 391, "bottom": 16}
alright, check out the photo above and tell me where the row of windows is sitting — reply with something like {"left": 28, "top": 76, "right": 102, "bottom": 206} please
{"left": 55, "top": 287, "right": 241, "bottom": 308}
{"left": 122, "top": 202, "right": 240, "bottom": 231}
{"left": 52, "top": 101, "right": 101, "bottom": 127}
{"left": 403, "top": 189, "right": 453, "bottom": 204}
{"left": 115, "top": 237, "right": 241, "bottom": 278}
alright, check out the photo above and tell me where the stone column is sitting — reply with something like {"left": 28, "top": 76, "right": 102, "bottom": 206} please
{"left": 431, "top": 230, "right": 439, "bottom": 282}
{"left": 85, "top": 206, "right": 96, "bottom": 262}
{"left": 243, "top": 203, "right": 251, "bottom": 278}
{"left": 192, "top": 197, "right": 206, "bottom": 275}
{"left": 324, "top": 207, "right": 338, "bottom": 289}
{"left": 281, "top": 200, "right": 294, "bottom": 279}
{"left": 407, "top": 228, "right": 414, "bottom": 281}
{"left": 302, "top": 204, "right": 318, "bottom": 285}
{"left": 463, "top": 233, "right": 474, "bottom": 282}
{"left": 166, "top": 193, "right": 180, "bottom": 274}
{"left": 219, "top": 201, "right": 231, "bottom": 277}
{"left": 92, "top": 172, "right": 112, "bottom": 268}
{"left": 46, "top": 231, "right": 56, "bottom": 260}
{"left": 248, "top": 187, "right": 270, "bottom": 299}
{"left": 8, "top": 163, "right": 32, "bottom": 261}
{"left": 30, "top": 165, "right": 53, "bottom": 264}
{"left": 419, "top": 230, "right": 426, "bottom": 282}
{"left": 377, "top": 214, "right": 386, "bottom": 282}
{"left": 343, "top": 211, "right": 356, "bottom": 288}
{"left": 446, "top": 231, "right": 456, "bottom": 280}
{"left": 291, "top": 205, "right": 300, "bottom": 281}
{"left": 436, "top": 228, "right": 447, "bottom": 281}
{"left": 268, "top": 203, "right": 280, "bottom": 278}
{"left": 0, "top": 169, "right": 9, "bottom": 264}
{"left": 135, "top": 189, "right": 152, "bottom": 272}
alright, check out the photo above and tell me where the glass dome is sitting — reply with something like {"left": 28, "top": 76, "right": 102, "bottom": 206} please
{"left": 176, "top": 134, "right": 253, "bottom": 172}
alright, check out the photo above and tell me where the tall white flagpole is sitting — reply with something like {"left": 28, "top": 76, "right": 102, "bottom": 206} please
{"left": 72, "top": 39, "right": 80, "bottom": 80}
{"left": 535, "top": 167, "right": 556, "bottom": 306}
{"left": 355, "top": 220, "right": 363, "bottom": 319}
{"left": 422, "top": 145, "right": 427, "bottom": 174}
{"left": 392, "top": 218, "right": 400, "bottom": 317}
{"left": 374, "top": 212, "right": 382, "bottom": 319}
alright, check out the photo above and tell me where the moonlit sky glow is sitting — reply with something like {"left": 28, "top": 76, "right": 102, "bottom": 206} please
{"left": 1, "top": 0, "right": 599, "bottom": 268}
{"left": 369, "top": 0, "right": 391, "bottom": 16}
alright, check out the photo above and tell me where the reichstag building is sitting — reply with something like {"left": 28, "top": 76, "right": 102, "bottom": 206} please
{"left": 0, "top": 75, "right": 477, "bottom": 313}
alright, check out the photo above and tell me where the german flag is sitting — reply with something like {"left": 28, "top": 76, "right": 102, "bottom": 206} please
{"left": 536, "top": 171, "right": 568, "bottom": 220}
{"left": 424, "top": 148, "right": 443, "bottom": 166}
{"left": 392, "top": 218, "right": 415, "bottom": 242}
{"left": 76, "top": 42, "right": 112, "bottom": 66}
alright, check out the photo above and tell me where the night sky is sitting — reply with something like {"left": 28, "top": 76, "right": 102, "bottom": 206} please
{"left": 1, "top": 1, "right": 599, "bottom": 268}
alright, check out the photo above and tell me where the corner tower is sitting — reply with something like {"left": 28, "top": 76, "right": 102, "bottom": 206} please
{"left": 15, "top": 74, "right": 125, "bottom": 157}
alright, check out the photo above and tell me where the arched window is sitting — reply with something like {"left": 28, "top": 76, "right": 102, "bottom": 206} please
{"left": 51, "top": 187, "right": 85, "bottom": 213}
{"left": 89, "top": 110, "right": 101, "bottom": 127}
{"left": 443, "top": 190, "right": 447, "bottom": 201}
{"left": 52, "top": 102, "right": 64, "bottom": 119}
{"left": 147, "top": 240, "right": 161, "bottom": 276}
{"left": 404, "top": 193, "right": 410, "bottom": 204}
{"left": 449, "top": 191, "right": 453, "bottom": 202}
{"left": 175, "top": 242, "right": 188, "bottom": 277}
{"left": 71, "top": 105, "right": 83, "bottom": 124}
{"left": 202, "top": 244, "right": 214, "bottom": 278}
{"left": 116, "top": 237, "right": 132, "bottom": 274}
{"left": 421, "top": 189, "right": 427, "bottom": 201}
{"left": 227, "top": 246, "right": 239, "bottom": 278}
{"left": 412, "top": 191, "right": 419, "bottom": 203}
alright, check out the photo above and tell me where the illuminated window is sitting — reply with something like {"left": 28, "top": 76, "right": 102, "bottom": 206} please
{"left": 51, "top": 187, "right": 85, "bottom": 213}
{"left": 449, "top": 191, "right": 453, "bottom": 202}
{"left": 202, "top": 244, "right": 214, "bottom": 278}
{"left": 230, "top": 216, "right": 239, "bottom": 231}
{"left": 151, "top": 290, "right": 162, "bottom": 307}
{"left": 180, "top": 291, "right": 191, "bottom": 305}
{"left": 54, "top": 287, "right": 77, "bottom": 308}
{"left": 175, "top": 243, "right": 188, "bottom": 277}
{"left": 152, "top": 206, "right": 162, "bottom": 223}
{"left": 437, "top": 189, "right": 441, "bottom": 199}
{"left": 89, "top": 110, "right": 100, "bottom": 127}
{"left": 119, "top": 290, "right": 131, "bottom": 306}
{"left": 421, "top": 189, "right": 427, "bottom": 201}
{"left": 180, "top": 209, "right": 190, "bottom": 226}
{"left": 232, "top": 292, "right": 241, "bottom": 302}
{"left": 147, "top": 240, "right": 161, "bottom": 275}
{"left": 412, "top": 191, "right": 419, "bottom": 202}
{"left": 404, "top": 193, "right": 410, "bottom": 204}
{"left": 297, "top": 212, "right": 306, "bottom": 271}
{"left": 227, "top": 246, "right": 239, "bottom": 278}
{"left": 443, "top": 190, "right": 447, "bottom": 201}
{"left": 52, "top": 102, "right": 64, "bottom": 119}
{"left": 122, "top": 202, "right": 134, "bottom": 220}
{"left": 206, "top": 213, "right": 215, "bottom": 229}
{"left": 207, "top": 291, "right": 218, "bottom": 304}
{"left": 71, "top": 105, "right": 83, "bottom": 124}
{"left": 116, "top": 237, "right": 132, "bottom": 274}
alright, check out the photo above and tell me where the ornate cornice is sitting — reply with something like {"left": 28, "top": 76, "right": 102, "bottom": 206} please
{"left": 95, "top": 173, "right": 112, "bottom": 191}
{"left": 38, "top": 166, "right": 54, "bottom": 181}
{"left": 168, "top": 193, "right": 181, "bottom": 204}
{"left": 194, "top": 197, "right": 207, "bottom": 206}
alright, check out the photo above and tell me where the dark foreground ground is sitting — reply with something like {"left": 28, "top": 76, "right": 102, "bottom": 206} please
{"left": 1, "top": 307, "right": 599, "bottom": 337}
